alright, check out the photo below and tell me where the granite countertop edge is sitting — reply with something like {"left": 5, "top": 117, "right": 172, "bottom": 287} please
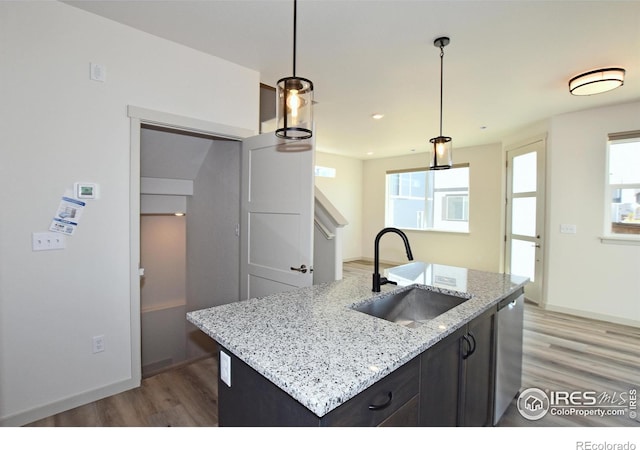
{"left": 187, "top": 262, "right": 528, "bottom": 418}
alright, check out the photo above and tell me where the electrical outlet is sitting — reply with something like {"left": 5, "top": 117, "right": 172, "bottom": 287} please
{"left": 220, "top": 350, "right": 231, "bottom": 387}
{"left": 560, "top": 224, "right": 577, "bottom": 234}
{"left": 32, "top": 232, "right": 66, "bottom": 251}
{"left": 92, "top": 335, "right": 105, "bottom": 354}
{"left": 90, "top": 63, "right": 106, "bottom": 82}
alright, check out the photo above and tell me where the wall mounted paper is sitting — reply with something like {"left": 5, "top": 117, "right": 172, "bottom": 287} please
{"left": 50, "top": 196, "right": 85, "bottom": 235}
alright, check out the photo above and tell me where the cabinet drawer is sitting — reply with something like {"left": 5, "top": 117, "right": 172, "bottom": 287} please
{"left": 321, "top": 357, "right": 419, "bottom": 427}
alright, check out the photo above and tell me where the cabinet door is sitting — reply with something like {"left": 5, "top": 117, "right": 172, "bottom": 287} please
{"left": 321, "top": 357, "right": 419, "bottom": 427}
{"left": 378, "top": 395, "right": 419, "bottom": 427}
{"left": 460, "top": 309, "right": 496, "bottom": 427}
{"left": 419, "top": 327, "right": 466, "bottom": 426}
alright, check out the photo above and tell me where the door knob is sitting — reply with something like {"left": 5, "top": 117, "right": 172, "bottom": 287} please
{"left": 290, "top": 264, "right": 308, "bottom": 273}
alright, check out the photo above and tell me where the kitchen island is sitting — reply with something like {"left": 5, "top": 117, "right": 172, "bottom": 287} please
{"left": 187, "top": 262, "right": 528, "bottom": 426}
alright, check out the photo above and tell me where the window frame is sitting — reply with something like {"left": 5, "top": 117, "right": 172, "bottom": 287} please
{"left": 442, "top": 194, "right": 469, "bottom": 222}
{"left": 603, "top": 131, "right": 640, "bottom": 244}
{"left": 385, "top": 163, "right": 470, "bottom": 233}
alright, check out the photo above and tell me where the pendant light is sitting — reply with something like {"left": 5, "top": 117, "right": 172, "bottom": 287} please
{"left": 275, "top": 0, "right": 314, "bottom": 140}
{"left": 429, "top": 36, "right": 453, "bottom": 170}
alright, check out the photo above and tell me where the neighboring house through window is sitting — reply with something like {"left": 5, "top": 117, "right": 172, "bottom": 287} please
{"left": 606, "top": 132, "right": 640, "bottom": 238}
{"left": 385, "top": 165, "right": 470, "bottom": 232}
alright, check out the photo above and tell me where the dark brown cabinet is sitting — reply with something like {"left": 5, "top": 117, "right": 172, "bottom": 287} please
{"left": 218, "top": 347, "right": 420, "bottom": 427}
{"left": 419, "top": 306, "right": 497, "bottom": 426}
{"left": 460, "top": 309, "right": 496, "bottom": 426}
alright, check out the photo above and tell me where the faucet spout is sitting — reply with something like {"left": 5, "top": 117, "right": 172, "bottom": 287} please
{"left": 372, "top": 227, "right": 414, "bottom": 292}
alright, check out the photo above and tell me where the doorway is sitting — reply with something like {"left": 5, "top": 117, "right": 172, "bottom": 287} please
{"left": 129, "top": 106, "right": 254, "bottom": 381}
{"left": 505, "top": 138, "right": 546, "bottom": 304}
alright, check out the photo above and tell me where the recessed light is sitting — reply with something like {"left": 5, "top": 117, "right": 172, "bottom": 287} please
{"left": 366, "top": 151, "right": 374, "bottom": 156}
{"left": 371, "top": 113, "right": 384, "bottom": 120}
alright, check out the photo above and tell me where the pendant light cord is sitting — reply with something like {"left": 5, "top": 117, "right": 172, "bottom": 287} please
{"left": 438, "top": 43, "right": 444, "bottom": 137}
{"left": 292, "top": 0, "right": 297, "bottom": 77}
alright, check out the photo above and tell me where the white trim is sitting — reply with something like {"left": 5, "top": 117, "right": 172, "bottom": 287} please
{"left": 127, "top": 106, "right": 253, "bottom": 139}
{"left": 544, "top": 304, "right": 640, "bottom": 329}
{"left": 314, "top": 218, "right": 335, "bottom": 240}
{"left": 129, "top": 116, "right": 142, "bottom": 390}
{"left": 599, "top": 235, "right": 640, "bottom": 246}
{"left": 314, "top": 188, "right": 348, "bottom": 228}
{"left": 504, "top": 136, "right": 547, "bottom": 306}
{"left": 603, "top": 136, "right": 640, "bottom": 241}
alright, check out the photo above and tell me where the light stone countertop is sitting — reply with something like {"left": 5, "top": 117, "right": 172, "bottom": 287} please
{"left": 187, "top": 262, "right": 528, "bottom": 417}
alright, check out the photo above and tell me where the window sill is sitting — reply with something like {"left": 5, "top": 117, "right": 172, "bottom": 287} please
{"left": 396, "top": 227, "right": 470, "bottom": 235}
{"left": 599, "top": 235, "right": 640, "bottom": 246}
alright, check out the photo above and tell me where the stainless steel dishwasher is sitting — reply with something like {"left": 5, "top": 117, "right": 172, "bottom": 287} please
{"left": 493, "top": 292, "right": 525, "bottom": 425}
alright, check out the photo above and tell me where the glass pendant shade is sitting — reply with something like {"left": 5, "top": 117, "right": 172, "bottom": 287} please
{"left": 429, "top": 135, "right": 453, "bottom": 170}
{"left": 276, "top": 76, "right": 313, "bottom": 140}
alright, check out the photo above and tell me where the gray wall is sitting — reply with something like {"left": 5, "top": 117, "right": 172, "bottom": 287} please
{"left": 186, "top": 139, "right": 242, "bottom": 358}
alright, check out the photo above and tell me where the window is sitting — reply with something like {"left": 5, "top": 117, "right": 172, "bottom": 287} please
{"left": 443, "top": 194, "right": 469, "bottom": 221}
{"left": 315, "top": 166, "right": 336, "bottom": 178}
{"left": 606, "top": 132, "right": 640, "bottom": 238}
{"left": 385, "top": 165, "right": 469, "bottom": 232}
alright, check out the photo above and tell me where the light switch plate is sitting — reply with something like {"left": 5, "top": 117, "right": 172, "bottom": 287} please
{"left": 32, "top": 232, "right": 66, "bottom": 251}
{"left": 560, "top": 224, "right": 577, "bottom": 234}
{"left": 220, "top": 350, "right": 231, "bottom": 387}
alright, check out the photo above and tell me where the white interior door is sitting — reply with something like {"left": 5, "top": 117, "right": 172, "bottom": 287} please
{"left": 240, "top": 133, "right": 314, "bottom": 300}
{"left": 505, "top": 139, "right": 546, "bottom": 304}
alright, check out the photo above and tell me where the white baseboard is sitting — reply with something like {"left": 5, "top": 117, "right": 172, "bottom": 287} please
{"left": 543, "top": 304, "right": 640, "bottom": 329}
{"left": 0, "top": 377, "right": 140, "bottom": 427}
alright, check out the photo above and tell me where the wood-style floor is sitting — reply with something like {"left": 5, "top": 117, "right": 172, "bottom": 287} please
{"left": 27, "top": 260, "right": 639, "bottom": 427}
{"left": 27, "top": 357, "right": 219, "bottom": 427}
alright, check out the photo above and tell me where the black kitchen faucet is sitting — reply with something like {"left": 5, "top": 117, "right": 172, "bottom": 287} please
{"left": 372, "top": 227, "right": 414, "bottom": 292}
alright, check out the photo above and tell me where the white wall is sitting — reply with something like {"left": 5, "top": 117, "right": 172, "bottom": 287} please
{"left": 545, "top": 101, "right": 640, "bottom": 326}
{"left": 362, "top": 144, "right": 504, "bottom": 272}
{"left": 0, "top": 2, "right": 258, "bottom": 425}
{"left": 314, "top": 152, "right": 363, "bottom": 260}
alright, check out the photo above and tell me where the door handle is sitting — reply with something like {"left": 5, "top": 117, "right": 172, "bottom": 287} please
{"left": 462, "top": 332, "right": 476, "bottom": 359}
{"left": 290, "top": 264, "right": 308, "bottom": 273}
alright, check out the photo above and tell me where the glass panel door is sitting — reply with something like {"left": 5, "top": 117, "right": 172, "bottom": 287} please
{"left": 505, "top": 140, "right": 545, "bottom": 304}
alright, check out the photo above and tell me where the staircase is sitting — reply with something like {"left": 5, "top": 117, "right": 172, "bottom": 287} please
{"left": 313, "top": 188, "right": 348, "bottom": 284}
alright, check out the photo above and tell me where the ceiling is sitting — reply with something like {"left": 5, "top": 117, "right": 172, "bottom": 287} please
{"left": 66, "top": 0, "right": 640, "bottom": 160}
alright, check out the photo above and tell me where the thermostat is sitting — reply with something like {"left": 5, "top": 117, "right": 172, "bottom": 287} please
{"left": 75, "top": 182, "right": 98, "bottom": 199}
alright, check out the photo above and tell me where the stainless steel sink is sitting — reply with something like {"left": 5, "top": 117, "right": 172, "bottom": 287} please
{"left": 352, "top": 286, "right": 470, "bottom": 328}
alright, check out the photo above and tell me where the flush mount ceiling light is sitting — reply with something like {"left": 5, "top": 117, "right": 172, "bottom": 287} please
{"left": 429, "top": 36, "right": 453, "bottom": 170}
{"left": 568, "top": 68, "right": 625, "bottom": 96}
{"left": 275, "top": 0, "right": 313, "bottom": 140}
